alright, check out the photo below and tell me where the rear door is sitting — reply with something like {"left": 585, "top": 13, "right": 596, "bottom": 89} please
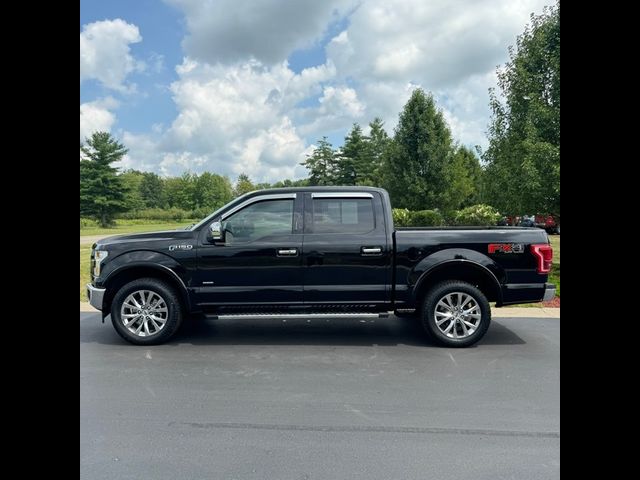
{"left": 301, "top": 192, "right": 391, "bottom": 309}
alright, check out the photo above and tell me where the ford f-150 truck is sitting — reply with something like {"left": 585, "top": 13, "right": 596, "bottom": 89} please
{"left": 87, "top": 187, "right": 554, "bottom": 347}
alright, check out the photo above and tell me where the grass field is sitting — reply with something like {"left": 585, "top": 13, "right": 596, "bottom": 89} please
{"left": 80, "top": 221, "right": 560, "bottom": 305}
{"left": 80, "top": 220, "right": 197, "bottom": 236}
{"left": 80, "top": 244, "right": 91, "bottom": 301}
{"left": 549, "top": 234, "right": 560, "bottom": 264}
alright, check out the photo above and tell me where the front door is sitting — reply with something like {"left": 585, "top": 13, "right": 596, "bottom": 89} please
{"left": 302, "top": 192, "right": 391, "bottom": 309}
{"left": 195, "top": 193, "right": 304, "bottom": 309}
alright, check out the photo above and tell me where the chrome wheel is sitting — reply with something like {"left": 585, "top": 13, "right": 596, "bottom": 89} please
{"left": 120, "top": 290, "right": 168, "bottom": 337}
{"left": 434, "top": 292, "right": 481, "bottom": 339}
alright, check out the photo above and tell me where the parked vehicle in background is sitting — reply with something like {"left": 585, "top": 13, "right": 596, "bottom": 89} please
{"left": 87, "top": 187, "right": 555, "bottom": 348}
{"left": 498, "top": 214, "right": 559, "bottom": 234}
{"left": 519, "top": 215, "right": 535, "bottom": 227}
{"left": 535, "top": 214, "right": 560, "bottom": 234}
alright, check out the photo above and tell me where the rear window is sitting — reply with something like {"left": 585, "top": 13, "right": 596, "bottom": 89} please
{"left": 311, "top": 198, "right": 375, "bottom": 234}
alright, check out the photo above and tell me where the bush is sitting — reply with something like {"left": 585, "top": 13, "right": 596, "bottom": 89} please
{"left": 409, "top": 210, "right": 444, "bottom": 226}
{"left": 190, "top": 207, "right": 213, "bottom": 220}
{"left": 453, "top": 204, "right": 501, "bottom": 226}
{"left": 80, "top": 218, "right": 98, "bottom": 229}
{"left": 117, "top": 208, "right": 191, "bottom": 221}
{"left": 392, "top": 208, "right": 411, "bottom": 227}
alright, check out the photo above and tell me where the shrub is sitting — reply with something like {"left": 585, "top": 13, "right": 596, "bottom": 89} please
{"left": 80, "top": 218, "right": 98, "bottom": 229}
{"left": 117, "top": 208, "right": 191, "bottom": 221}
{"left": 190, "top": 207, "right": 213, "bottom": 220}
{"left": 392, "top": 208, "right": 411, "bottom": 227}
{"left": 408, "top": 210, "right": 444, "bottom": 227}
{"left": 453, "top": 204, "right": 501, "bottom": 226}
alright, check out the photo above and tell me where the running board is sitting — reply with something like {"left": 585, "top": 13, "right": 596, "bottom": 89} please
{"left": 204, "top": 312, "right": 392, "bottom": 320}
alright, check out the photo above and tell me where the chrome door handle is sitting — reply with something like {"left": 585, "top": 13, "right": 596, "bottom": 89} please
{"left": 277, "top": 248, "right": 298, "bottom": 256}
{"left": 361, "top": 246, "right": 382, "bottom": 255}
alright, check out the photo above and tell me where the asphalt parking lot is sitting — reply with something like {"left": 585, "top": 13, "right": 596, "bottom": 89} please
{"left": 80, "top": 313, "right": 560, "bottom": 480}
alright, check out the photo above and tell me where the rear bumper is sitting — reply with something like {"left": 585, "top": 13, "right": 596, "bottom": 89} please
{"left": 543, "top": 284, "right": 556, "bottom": 301}
{"left": 500, "top": 282, "right": 556, "bottom": 306}
{"left": 86, "top": 283, "right": 105, "bottom": 311}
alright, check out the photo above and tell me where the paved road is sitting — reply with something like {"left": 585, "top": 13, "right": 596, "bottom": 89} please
{"left": 81, "top": 313, "right": 560, "bottom": 480}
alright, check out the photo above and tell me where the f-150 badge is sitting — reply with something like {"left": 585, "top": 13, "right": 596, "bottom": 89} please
{"left": 169, "top": 244, "right": 193, "bottom": 251}
{"left": 488, "top": 243, "right": 524, "bottom": 254}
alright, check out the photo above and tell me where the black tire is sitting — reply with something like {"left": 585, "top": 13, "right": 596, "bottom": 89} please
{"left": 421, "top": 281, "right": 491, "bottom": 348}
{"left": 111, "top": 277, "right": 184, "bottom": 345}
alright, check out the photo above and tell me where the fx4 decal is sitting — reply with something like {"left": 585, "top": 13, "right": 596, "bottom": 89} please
{"left": 488, "top": 243, "right": 524, "bottom": 254}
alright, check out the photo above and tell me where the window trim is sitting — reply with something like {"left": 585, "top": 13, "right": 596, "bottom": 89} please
{"left": 310, "top": 192, "right": 373, "bottom": 199}
{"left": 220, "top": 193, "right": 296, "bottom": 221}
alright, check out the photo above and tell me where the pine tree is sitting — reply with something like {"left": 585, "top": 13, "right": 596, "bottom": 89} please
{"left": 80, "top": 131, "right": 129, "bottom": 227}
{"left": 382, "top": 89, "right": 453, "bottom": 210}
{"left": 300, "top": 137, "right": 336, "bottom": 185}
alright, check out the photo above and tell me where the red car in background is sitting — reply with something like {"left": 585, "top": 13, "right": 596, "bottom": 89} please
{"left": 534, "top": 214, "right": 560, "bottom": 234}
{"left": 498, "top": 214, "right": 560, "bottom": 234}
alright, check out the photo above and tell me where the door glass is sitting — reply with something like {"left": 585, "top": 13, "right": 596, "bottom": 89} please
{"left": 311, "top": 198, "right": 375, "bottom": 234}
{"left": 223, "top": 199, "right": 293, "bottom": 244}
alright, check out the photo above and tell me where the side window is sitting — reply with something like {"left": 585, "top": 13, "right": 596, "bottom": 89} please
{"left": 311, "top": 198, "right": 375, "bottom": 234}
{"left": 223, "top": 199, "right": 293, "bottom": 244}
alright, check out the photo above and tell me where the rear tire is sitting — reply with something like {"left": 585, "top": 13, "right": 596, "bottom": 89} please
{"left": 111, "top": 278, "right": 184, "bottom": 345}
{"left": 421, "top": 281, "right": 491, "bottom": 348}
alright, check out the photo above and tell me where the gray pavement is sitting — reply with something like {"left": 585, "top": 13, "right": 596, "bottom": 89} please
{"left": 80, "top": 313, "right": 560, "bottom": 480}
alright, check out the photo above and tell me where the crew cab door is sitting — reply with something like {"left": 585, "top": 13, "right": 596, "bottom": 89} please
{"left": 301, "top": 192, "right": 391, "bottom": 309}
{"left": 195, "top": 193, "right": 304, "bottom": 309}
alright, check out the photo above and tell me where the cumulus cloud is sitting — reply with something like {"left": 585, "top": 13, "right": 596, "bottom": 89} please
{"left": 122, "top": 58, "right": 336, "bottom": 181}
{"left": 80, "top": 97, "right": 119, "bottom": 142}
{"left": 323, "top": 0, "right": 553, "bottom": 148}
{"left": 80, "top": 19, "right": 144, "bottom": 92}
{"left": 84, "top": 0, "right": 554, "bottom": 181}
{"left": 165, "top": 0, "right": 355, "bottom": 64}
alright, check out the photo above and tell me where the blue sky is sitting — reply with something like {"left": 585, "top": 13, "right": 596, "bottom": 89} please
{"left": 80, "top": 0, "right": 554, "bottom": 182}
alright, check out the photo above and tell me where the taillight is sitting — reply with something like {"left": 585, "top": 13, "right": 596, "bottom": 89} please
{"left": 530, "top": 244, "right": 553, "bottom": 274}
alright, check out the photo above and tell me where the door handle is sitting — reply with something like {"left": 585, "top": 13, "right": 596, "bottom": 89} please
{"left": 361, "top": 246, "right": 383, "bottom": 255}
{"left": 277, "top": 248, "right": 298, "bottom": 256}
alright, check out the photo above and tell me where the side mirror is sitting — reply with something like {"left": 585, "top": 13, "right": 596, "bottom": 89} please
{"left": 209, "top": 221, "right": 224, "bottom": 242}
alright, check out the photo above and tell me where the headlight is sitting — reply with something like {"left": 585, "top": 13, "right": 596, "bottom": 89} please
{"left": 94, "top": 250, "right": 108, "bottom": 277}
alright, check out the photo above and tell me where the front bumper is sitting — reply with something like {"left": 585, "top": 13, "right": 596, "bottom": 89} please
{"left": 86, "top": 283, "right": 106, "bottom": 311}
{"left": 543, "top": 284, "right": 556, "bottom": 301}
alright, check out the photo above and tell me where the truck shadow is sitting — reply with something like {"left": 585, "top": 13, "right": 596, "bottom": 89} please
{"left": 80, "top": 313, "right": 526, "bottom": 347}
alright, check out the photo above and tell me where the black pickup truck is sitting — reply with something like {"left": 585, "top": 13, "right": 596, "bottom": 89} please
{"left": 87, "top": 187, "right": 554, "bottom": 347}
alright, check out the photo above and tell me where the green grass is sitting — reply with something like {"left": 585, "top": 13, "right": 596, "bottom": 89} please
{"left": 80, "top": 245, "right": 91, "bottom": 301}
{"left": 80, "top": 220, "right": 197, "bottom": 236}
{"left": 549, "top": 234, "right": 560, "bottom": 264}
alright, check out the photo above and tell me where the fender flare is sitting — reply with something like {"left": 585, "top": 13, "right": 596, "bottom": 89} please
{"left": 411, "top": 253, "right": 504, "bottom": 306}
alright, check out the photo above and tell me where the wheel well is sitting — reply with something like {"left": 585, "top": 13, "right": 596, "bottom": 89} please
{"left": 103, "top": 266, "right": 189, "bottom": 315}
{"left": 414, "top": 263, "right": 501, "bottom": 307}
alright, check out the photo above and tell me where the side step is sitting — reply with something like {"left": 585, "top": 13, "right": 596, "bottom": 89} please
{"left": 204, "top": 312, "right": 393, "bottom": 320}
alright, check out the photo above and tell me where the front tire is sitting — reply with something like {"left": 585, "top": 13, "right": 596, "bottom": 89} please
{"left": 111, "top": 278, "right": 184, "bottom": 345}
{"left": 421, "top": 281, "right": 491, "bottom": 348}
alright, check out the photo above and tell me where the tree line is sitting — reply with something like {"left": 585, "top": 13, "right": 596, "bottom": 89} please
{"left": 81, "top": 3, "right": 558, "bottom": 228}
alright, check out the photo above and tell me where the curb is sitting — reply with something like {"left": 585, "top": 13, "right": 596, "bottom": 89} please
{"left": 80, "top": 302, "right": 559, "bottom": 318}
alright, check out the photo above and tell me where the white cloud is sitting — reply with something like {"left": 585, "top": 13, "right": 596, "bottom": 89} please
{"left": 122, "top": 58, "right": 336, "bottom": 181}
{"left": 80, "top": 97, "right": 119, "bottom": 142}
{"left": 296, "top": 85, "right": 365, "bottom": 137}
{"left": 326, "top": 0, "right": 554, "bottom": 148}
{"left": 106, "top": 0, "right": 555, "bottom": 180}
{"left": 80, "top": 19, "right": 144, "bottom": 92}
{"left": 165, "top": 0, "right": 355, "bottom": 64}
